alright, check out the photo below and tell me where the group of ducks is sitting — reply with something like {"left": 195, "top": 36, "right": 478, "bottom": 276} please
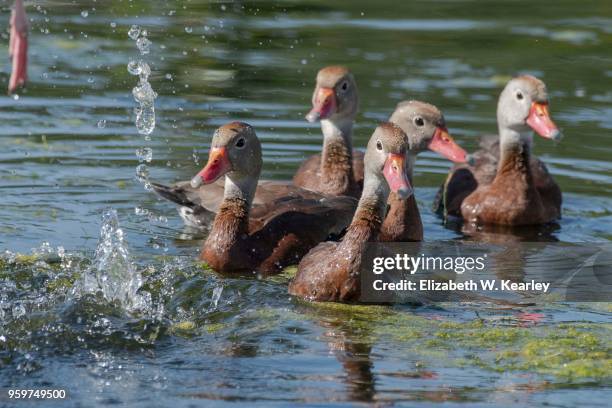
{"left": 5, "top": 3, "right": 563, "bottom": 303}
{"left": 152, "top": 66, "right": 563, "bottom": 303}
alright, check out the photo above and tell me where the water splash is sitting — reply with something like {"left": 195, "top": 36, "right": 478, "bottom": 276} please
{"left": 74, "top": 209, "right": 150, "bottom": 313}
{"left": 209, "top": 285, "right": 223, "bottom": 311}
{"left": 128, "top": 29, "right": 156, "bottom": 136}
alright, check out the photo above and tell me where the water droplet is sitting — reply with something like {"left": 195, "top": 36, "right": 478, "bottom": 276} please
{"left": 127, "top": 60, "right": 142, "bottom": 75}
{"left": 110, "top": 22, "right": 117, "bottom": 28}
{"left": 136, "top": 147, "right": 153, "bottom": 163}
{"left": 12, "top": 94, "right": 19, "bottom": 101}
{"left": 135, "top": 164, "right": 149, "bottom": 182}
{"left": 134, "top": 206, "right": 149, "bottom": 216}
{"left": 184, "top": 26, "right": 193, "bottom": 33}
{"left": 165, "top": 73, "right": 173, "bottom": 80}
{"left": 137, "top": 37, "right": 152, "bottom": 55}
{"left": 97, "top": 119, "right": 106, "bottom": 128}
{"left": 128, "top": 25, "right": 141, "bottom": 40}
{"left": 81, "top": 10, "right": 89, "bottom": 18}
{"left": 301, "top": 59, "right": 307, "bottom": 65}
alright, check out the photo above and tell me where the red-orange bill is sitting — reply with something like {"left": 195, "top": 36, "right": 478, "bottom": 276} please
{"left": 526, "top": 102, "right": 561, "bottom": 141}
{"left": 383, "top": 153, "right": 413, "bottom": 199}
{"left": 428, "top": 127, "right": 467, "bottom": 163}
{"left": 305, "top": 87, "right": 337, "bottom": 123}
{"left": 190, "top": 147, "right": 231, "bottom": 188}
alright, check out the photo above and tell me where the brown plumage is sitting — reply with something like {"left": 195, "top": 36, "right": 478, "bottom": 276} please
{"left": 289, "top": 123, "right": 412, "bottom": 302}
{"left": 195, "top": 122, "right": 357, "bottom": 275}
{"left": 433, "top": 75, "right": 562, "bottom": 226}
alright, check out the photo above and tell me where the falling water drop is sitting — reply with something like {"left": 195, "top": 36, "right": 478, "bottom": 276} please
{"left": 97, "top": 119, "right": 106, "bottom": 128}
{"left": 127, "top": 60, "right": 142, "bottom": 75}
{"left": 80, "top": 10, "right": 89, "bottom": 18}
{"left": 136, "top": 147, "right": 153, "bottom": 163}
{"left": 128, "top": 25, "right": 141, "bottom": 40}
{"left": 135, "top": 164, "right": 149, "bottom": 182}
{"left": 136, "top": 37, "right": 152, "bottom": 55}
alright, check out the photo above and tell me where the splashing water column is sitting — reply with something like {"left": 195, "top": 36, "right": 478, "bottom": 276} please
{"left": 75, "top": 209, "right": 150, "bottom": 313}
{"left": 128, "top": 25, "right": 157, "bottom": 191}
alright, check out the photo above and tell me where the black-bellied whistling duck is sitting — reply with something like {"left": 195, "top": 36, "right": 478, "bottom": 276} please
{"left": 194, "top": 122, "right": 357, "bottom": 275}
{"left": 380, "top": 101, "right": 468, "bottom": 241}
{"left": 8, "top": 0, "right": 28, "bottom": 94}
{"left": 433, "top": 75, "right": 562, "bottom": 226}
{"left": 293, "top": 66, "right": 363, "bottom": 197}
{"left": 289, "top": 122, "right": 412, "bottom": 302}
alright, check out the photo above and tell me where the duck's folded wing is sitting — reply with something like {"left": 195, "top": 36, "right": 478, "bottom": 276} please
{"left": 531, "top": 157, "right": 562, "bottom": 217}
{"left": 252, "top": 195, "right": 357, "bottom": 234}
{"left": 151, "top": 180, "right": 225, "bottom": 212}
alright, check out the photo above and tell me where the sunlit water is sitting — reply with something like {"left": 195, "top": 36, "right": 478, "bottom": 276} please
{"left": 0, "top": 1, "right": 610, "bottom": 406}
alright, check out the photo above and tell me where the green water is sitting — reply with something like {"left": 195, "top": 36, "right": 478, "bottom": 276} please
{"left": 0, "top": 1, "right": 611, "bottom": 406}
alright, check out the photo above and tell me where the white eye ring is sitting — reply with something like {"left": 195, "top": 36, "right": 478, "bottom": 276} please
{"left": 235, "top": 137, "right": 246, "bottom": 149}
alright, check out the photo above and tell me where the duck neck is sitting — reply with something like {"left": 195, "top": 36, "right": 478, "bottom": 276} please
{"left": 496, "top": 126, "right": 534, "bottom": 184}
{"left": 206, "top": 175, "right": 257, "bottom": 248}
{"left": 406, "top": 152, "right": 416, "bottom": 184}
{"left": 320, "top": 118, "right": 355, "bottom": 190}
{"left": 341, "top": 172, "right": 388, "bottom": 246}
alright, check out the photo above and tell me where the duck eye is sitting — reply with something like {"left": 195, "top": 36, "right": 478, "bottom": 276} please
{"left": 341, "top": 81, "right": 349, "bottom": 91}
{"left": 516, "top": 91, "right": 524, "bottom": 100}
{"left": 235, "top": 138, "right": 246, "bottom": 148}
{"left": 376, "top": 140, "right": 383, "bottom": 151}
{"left": 414, "top": 117, "right": 424, "bottom": 127}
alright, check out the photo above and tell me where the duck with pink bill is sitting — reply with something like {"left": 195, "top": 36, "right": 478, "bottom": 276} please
{"left": 381, "top": 100, "right": 469, "bottom": 241}
{"left": 434, "top": 75, "right": 563, "bottom": 226}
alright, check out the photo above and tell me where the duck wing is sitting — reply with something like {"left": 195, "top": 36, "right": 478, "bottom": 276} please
{"left": 248, "top": 195, "right": 358, "bottom": 275}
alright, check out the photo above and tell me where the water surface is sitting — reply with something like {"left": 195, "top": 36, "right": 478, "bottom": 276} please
{"left": 0, "top": 1, "right": 611, "bottom": 406}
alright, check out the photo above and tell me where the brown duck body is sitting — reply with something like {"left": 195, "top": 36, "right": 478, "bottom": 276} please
{"left": 202, "top": 195, "right": 356, "bottom": 275}
{"left": 435, "top": 135, "right": 561, "bottom": 225}
{"left": 288, "top": 203, "right": 380, "bottom": 301}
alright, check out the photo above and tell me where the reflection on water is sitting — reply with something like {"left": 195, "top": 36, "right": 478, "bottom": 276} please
{"left": 0, "top": 0, "right": 611, "bottom": 405}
